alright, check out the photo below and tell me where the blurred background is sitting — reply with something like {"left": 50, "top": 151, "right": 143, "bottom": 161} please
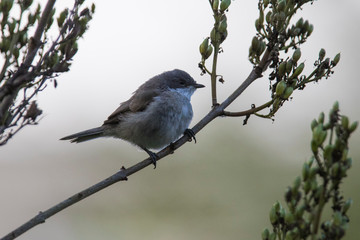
{"left": 1, "top": 0, "right": 360, "bottom": 239}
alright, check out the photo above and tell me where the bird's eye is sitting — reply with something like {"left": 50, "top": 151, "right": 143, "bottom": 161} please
{"left": 179, "top": 79, "right": 186, "bottom": 86}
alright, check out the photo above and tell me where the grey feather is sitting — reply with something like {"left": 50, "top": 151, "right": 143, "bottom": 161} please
{"left": 60, "top": 127, "right": 104, "bottom": 143}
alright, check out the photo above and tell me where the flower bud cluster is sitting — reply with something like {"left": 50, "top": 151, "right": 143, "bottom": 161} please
{"left": 263, "top": 102, "right": 356, "bottom": 240}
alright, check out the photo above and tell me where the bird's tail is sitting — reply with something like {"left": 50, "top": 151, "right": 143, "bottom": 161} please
{"left": 60, "top": 127, "right": 104, "bottom": 143}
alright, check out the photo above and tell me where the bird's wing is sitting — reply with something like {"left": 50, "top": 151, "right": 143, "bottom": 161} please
{"left": 103, "top": 88, "right": 160, "bottom": 125}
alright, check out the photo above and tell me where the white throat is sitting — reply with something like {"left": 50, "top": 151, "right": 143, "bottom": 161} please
{"left": 169, "top": 87, "right": 195, "bottom": 101}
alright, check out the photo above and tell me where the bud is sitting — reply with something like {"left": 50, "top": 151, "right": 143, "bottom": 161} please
{"left": 199, "top": 38, "right": 209, "bottom": 56}
{"left": 319, "top": 48, "right": 326, "bottom": 61}
{"left": 285, "top": 231, "right": 293, "bottom": 240}
{"left": 332, "top": 211, "right": 342, "bottom": 226}
{"left": 291, "top": 62, "right": 304, "bottom": 79}
{"left": 219, "top": 19, "right": 227, "bottom": 33}
{"left": 302, "top": 20, "right": 309, "bottom": 34}
{"left": 204, "top": 45, "right": 213, "bottom": 60}
{"left": 292, "top": 48, "right": 301, "bottom": 63}
{"left": 331, "top": 162, "right": 340, "bottom": 178}
{"left": 307, "top": 24, "right": 314, "bottom": 36}
{"left": 255, "top": 19, "right": 262, "bottom": 32}
{"left": 343, "top": 198, "right": 352, "bottom": 214}
{"left": 349, "top": 121, "right": 358, "bottom": 133}
{"left": 285, "top": 212, "right": 295, "bottom": 225}
{"left": 332, "top": 53, "right": 340, "bottom": 66}
{"left": 266, "top": 11, "right": 272, "bottom": 24}
{"left": 296, "top": 18, "right": 304, "bottom": 29}
{"left": 303, "top": 180, "right": 311, "bottom": 194}
{"left": 220, "top": 0, "right": 231, "bottom": 12}
{"left": 311, "top": 119, "right": 318, "bottom": 131}
{"left": 341, "top": 116, "right": 349, "bottom": 129}
{"left": 282, "top": 87, "right": 293, "bottom": 99}
{"left": 269, "top": 233, "right": 276, "bottom": 240}
{"left": 57, "top": 8, "right": 69, "bottom": 28}
{"left": 323, "top": 144, "right": 334, "bottom": 165}
{"left": 277, "top": 0, "right": 286, "bottom": 12}
{"left": 262, "top": 228, "right": 270, "bottom": 240}
{"left": 251, "top": 37, "right": 260, "bottom": 52}
{"left": 293, "top": 176, "right": 301, "bottom": 191}
{"left": 286, "top": 60, "right": 293, "bottom": 74}
{"left": 302, "top": 162, "right": 309, "bottom": 181}
{"left": 212, "top": 0, "right": 219, "bottom": 11}
{"left": 278, "top": 61, "right": 286, "bottom": 76}
{"left": 311, "top": 139, "right": 318, "bottom": 153}
{"left": 275, "top": 80, "right": 287, "bottom": 96}
{"left": 269, "top": 206, "right": 278, "bottom": 225}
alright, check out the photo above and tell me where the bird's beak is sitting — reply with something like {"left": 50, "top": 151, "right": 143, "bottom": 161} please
{"left": 194, "top": 83, "right": 205, "bottom": 88}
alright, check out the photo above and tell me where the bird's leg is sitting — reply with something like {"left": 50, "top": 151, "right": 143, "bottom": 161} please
{"left": 184, "top": 128, "right": 197, "bottom": 144}
{"left": 142, "top": 147, "right": 159, "bottom": 169}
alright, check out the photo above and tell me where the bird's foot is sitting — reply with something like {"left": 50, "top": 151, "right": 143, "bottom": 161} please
{"left": 184, "top": 128, "right": 197, "bottom": 144}
{"left": 142, "top": 148, "right": 159, "bottom": 169}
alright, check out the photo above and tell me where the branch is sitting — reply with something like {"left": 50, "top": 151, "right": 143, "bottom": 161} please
{"left": 0, "top": 45, "right": 272, "bottom": 240}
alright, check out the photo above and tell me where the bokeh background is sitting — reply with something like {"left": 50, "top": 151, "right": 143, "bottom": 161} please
{"left": 1, "top": 0, "right": 360, "bottom": 239}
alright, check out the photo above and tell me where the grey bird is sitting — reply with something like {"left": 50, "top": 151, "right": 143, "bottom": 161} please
{"left": 60, "top": 69, "right": 205, "bottom": 168}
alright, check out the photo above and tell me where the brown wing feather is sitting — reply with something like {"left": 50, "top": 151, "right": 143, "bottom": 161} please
{"left": 103, "top": 88, "right": 160, "bottom": 125}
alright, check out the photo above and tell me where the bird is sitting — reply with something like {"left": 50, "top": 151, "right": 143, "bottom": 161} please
{"left": 60, "top": 69, "right": 205, "bottom": 168}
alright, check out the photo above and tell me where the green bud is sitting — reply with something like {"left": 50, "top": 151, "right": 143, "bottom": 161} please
{"left": 332, "top": 211, "right": 342, "bottom": 226}
{"left": 303, "top": 180, "right": 311, "bottom": 194}
{"left": 311, "top": 139, "right": 318, "bottom": 153}
{"left": 251, "top": 37, "right": 260, "bottom": 52}
{"left": 295, "top": 205, "right": 306, "bottom": 219}
{"left": 302, "top": 20, "right": 309, "bottom": 34}
{"left": 204, "top": 45, "right": 213, "bottom": 60}
{"left": 199, "top": 38, "right": 209, "bottom": 56}
{"left": 269, "top": 233, "right": 276, "bottom": 240}
{"left": 331, "top": 162, "right": 340, "bottom": 178}
{"left": 278, "top": 61, "right": 286, "bottom": 76}
{"left": 332, "top": 101, "right": 339, "bottom": 111}
{"left": 219, "top": 19, "right": 227, "bottom": 33}
{"left": 212, "top": 0, "right": 219, "bottom": 11}
{"left": 307, "top": 24, "right": 314, "bottom": 36}
{"left": 286, "top": 60, "right": 293, "bottom": 74}
{"left": 266, "top": 11, "right": 272, "bottom": 24}
{"left": 291, "top": 62, "right": 304, "bottom": 79}
{"left": 310, "top": 178, "right": 318, "bottom": 192}
{"left": 57, "top": 8, "right": 68, "bottom": 28}
{"left": 269, "top": 206, "right": 278, "bottom": 225}
{"left": 319, "top": 48, "right": 326, "bottom": 61}
{"left": 293, "top": 176, "right": 301, "bottom": 191}
{"left": 277, "top": 0, "right": 286, "bottom": 12}
{"left": 285, "top": 231, "right": 293, "bottom": 240}
{"left": 318, "top": 112, "right": 325, "bottom": 124}
{"left": 296, "top": 18, "right": 304, "bottom": 29}
{"left": 274, "top": 201, "right": 281, "bottom": 212}
{"left": 349, "top": 121, "right": 358, "bottom": 133}
{"left": 279, "top": 205, "right": 285, "bottom": 219}
{"left": 282, "top": 87, "right": 293, "bottom": 99}
{"left": 285, "top": 211, "right": 295, "bottom": 225}
{"left": 302, "top": 162, "right": 309, "bottom": 181}
{"left": 275, "top": 80, "right": 287, "bottom": 96}
{"left": 341, "top": 116, "right": 349, "bottom": 129}
{"left": 343, "top": 198, "right": 352, "bottom": 214}
{"left": 255, "top": 19, "right": 262, "bottom": 32}
{"left": 262, "top": 228, "right": 270, "bottom": 240}
{"left": 332, "top": 53, "right": 340, "bottom": 66}
{"left": 323, "top": 145, "right": 334, "bottom": 165}
{"left": 220, "top": 0, "right": 231, "bottom": 12}
{"left": 273, "top": 98, "right": 281, "bottom": 110}
{"left": 311, "top": 119, "right": 318, "bottom": 131}
{"left": 292, "top": 48, "right": 301, "bottom": 63}
{"left": 91, "top": 3, "right": 96, "bottom": 13}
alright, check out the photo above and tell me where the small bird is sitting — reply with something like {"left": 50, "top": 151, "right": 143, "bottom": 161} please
{"left": 60, "top": 69, "right": 205, "bottom": 168}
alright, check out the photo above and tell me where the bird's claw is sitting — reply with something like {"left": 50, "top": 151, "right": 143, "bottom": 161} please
{"left": 184, "top": 128, "right": 197, "bottom": 144}
{"left": 142, "top": 148, "right": 159, "bottom": 169}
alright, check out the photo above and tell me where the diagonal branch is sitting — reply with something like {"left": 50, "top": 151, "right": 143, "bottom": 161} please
{"left": 0, "top": 47, "right": 272, "bottom": 240}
